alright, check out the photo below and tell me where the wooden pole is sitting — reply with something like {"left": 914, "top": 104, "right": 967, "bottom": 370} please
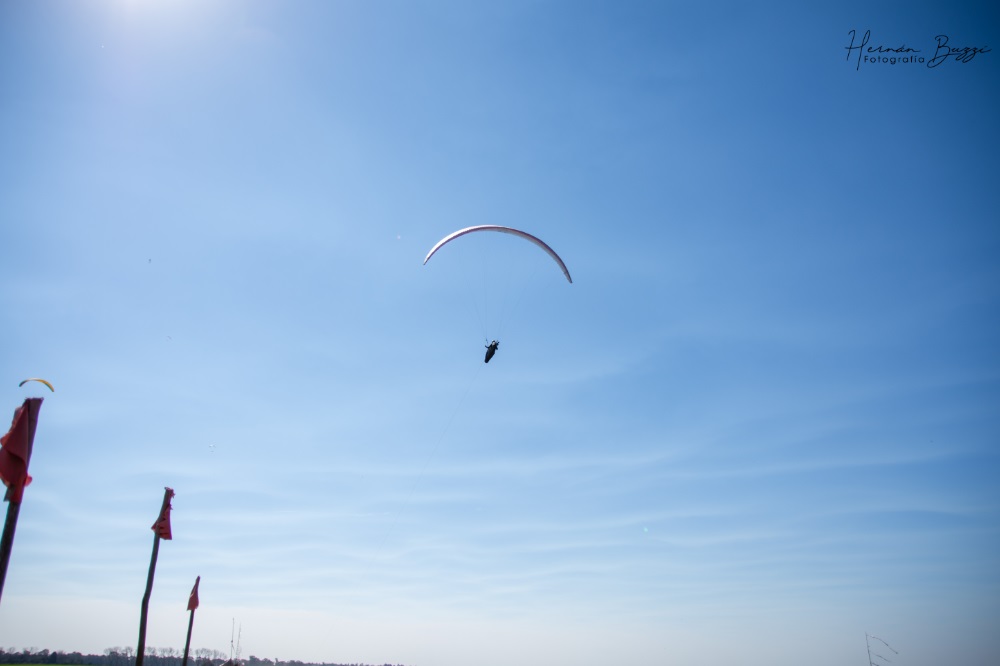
{"left": 0, "top": 398, "right": 43, "bottom": 607}
{"left": 182, "top": 575, "right": 200, "bottom": 666}
{"left": 136, "top": 487, "right": 173, "bottom": 666}
{"left": 136, "top": 530, "right": 161, "bottom": 666}
{"left": 182, "top": 605, "right": 196, "bottom": 666}
{"left": 0, "top": 500, "right": 22, "bottom": 605}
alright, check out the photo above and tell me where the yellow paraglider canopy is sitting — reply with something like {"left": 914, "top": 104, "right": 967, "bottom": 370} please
{"left": 19, "top": 378, "right": 54, "bottom": 392}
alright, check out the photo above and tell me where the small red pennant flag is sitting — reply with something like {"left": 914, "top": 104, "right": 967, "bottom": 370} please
{"left": 151, "top": 487, "right": 175, "bottom": 540}
{"left": 188, "top": 575, "right": 200, "bottom": 611}
{"left": 0, "top": 398, "right": 43, "bottom": 503}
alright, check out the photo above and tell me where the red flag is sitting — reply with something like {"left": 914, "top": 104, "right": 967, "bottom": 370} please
{"left": 151, "top": 487, "right": 175, "bottom": 540}
{"left": 187, "top": 575, "right": 200, "bottom": 611}
{"left": 0, "top": 398, "right": 43, "bottom": 503}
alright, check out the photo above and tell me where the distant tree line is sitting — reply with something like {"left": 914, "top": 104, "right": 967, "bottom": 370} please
{"left": 0, "top": 649, "right": 405, "bottom": 666}
{"left": 0, "top": 648, "right": 222, "bottom": 666}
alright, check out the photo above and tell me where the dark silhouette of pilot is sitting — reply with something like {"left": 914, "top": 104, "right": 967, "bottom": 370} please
{"left": 484, "top": 340, "right": 499, "bottom": 363}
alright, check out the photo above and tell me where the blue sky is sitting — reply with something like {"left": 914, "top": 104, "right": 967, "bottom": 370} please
{"left": 1, "top": 2, "right": 998, "bottom": 665}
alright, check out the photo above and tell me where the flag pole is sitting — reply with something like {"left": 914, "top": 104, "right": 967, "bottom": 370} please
{"left": 182, "top": 605, "right": 195, "bottom": 666}
{"left": 0, "top": 501, "right": 23, "bottom": 605}
{"left": 0, "top": 398, "right": 43, "bottom": 607}
{"left": 136, "top": 487, "right": 174, "bottom": 666}
{"left": 182, "top": 575, "right": 200, "bottom": 666}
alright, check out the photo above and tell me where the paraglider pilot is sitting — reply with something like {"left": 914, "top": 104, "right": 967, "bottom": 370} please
{"left": 484, "top": 340, "right": 499, "bottom": 363}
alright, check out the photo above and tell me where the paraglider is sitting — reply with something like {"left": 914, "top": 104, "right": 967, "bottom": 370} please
{"left": 484, "top": 340, "right": 499, "bottom": 363}
{"left": 18, "top": 378, "right": 54, "bottom": 392}
{"left": 424, "top": 225, "right": 571, "bottom": 363}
